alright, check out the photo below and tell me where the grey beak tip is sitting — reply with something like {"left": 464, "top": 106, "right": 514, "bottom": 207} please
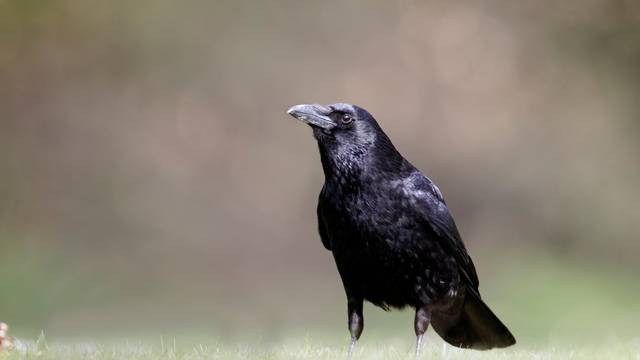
{"left": 287, "top": 104, "right": 303, "bottom": 116}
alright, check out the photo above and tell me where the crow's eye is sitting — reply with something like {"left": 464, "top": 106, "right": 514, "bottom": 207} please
{"left": 340, "top": 114, "right": 353, "bottom": 124}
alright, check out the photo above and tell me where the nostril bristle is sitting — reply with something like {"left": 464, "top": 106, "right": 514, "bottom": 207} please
{"left": 312, "top": 104, "right": 332, "bottom": 115}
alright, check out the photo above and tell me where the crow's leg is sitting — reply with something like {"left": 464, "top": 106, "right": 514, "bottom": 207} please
{"left": 347, "top": 297, "right": 364, "bottom": 357}
{"left": 414, "top": 305, "right": 431, "bottom": 356}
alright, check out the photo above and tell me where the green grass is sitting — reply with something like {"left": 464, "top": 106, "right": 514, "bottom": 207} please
{"left": 1, "top": 335, "right": 639, "bottom": 360}
{"left": 1, "top": 250, "right": 639, "bottom": 359}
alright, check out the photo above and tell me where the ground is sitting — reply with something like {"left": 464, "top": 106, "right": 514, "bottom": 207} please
{"left": 2, "top": 255, "right": 640, "bottom": 359}
{"left": 1, "top": 335, "right": 638, "bottom": 360}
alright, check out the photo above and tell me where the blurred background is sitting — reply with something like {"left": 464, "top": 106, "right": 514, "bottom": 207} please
{"left": 1, "top": 0, "right": 639, "bottom": 347}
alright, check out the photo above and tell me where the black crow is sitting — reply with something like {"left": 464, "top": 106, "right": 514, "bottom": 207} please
{"left": 287, "top": 103, "right": 515, "bottom": 355}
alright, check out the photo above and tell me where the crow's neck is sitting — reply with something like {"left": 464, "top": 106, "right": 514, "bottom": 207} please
{"left": 319, "top": 146, "right": 365, "bottom": 192}
{"left": 318, "top": 136, "right": 405, "bottom": 194}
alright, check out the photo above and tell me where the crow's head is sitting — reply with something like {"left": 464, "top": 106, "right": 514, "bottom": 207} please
{"left": 287, "top": 102, "right": 380, "bottom": 146}
{"left": 287, "top": 103, "right": 401, "bottom": 177}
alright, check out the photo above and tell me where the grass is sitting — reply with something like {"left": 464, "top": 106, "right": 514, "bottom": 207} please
{"left": 1, "top": 334, "right": 639, "bottom": 360}
{"left": 1, "top": 251, "right": 639, "bottom": 359}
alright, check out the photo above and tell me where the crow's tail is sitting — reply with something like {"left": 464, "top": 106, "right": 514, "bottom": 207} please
{"left": 431, "top": 290, "right": 515, "bottom": 350}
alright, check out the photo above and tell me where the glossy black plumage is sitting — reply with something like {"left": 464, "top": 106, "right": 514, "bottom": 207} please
{"left": 287, "top": 103, "right": 515, "bottom": 353}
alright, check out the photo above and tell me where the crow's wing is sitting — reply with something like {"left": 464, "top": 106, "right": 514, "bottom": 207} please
{"left": 317, "top": 199, "right": 332, "bottom": 251}
{"left": 408, "top": 174, "right": 480, "bottom": 290}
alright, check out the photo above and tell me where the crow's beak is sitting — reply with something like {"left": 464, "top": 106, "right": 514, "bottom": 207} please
{"left": 287, "top": 104, "right": 337, "bottom": 130}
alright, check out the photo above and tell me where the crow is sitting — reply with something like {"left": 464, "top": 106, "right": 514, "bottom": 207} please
{"left": 287, "top": 103, "right": 515, "bottom": 355}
